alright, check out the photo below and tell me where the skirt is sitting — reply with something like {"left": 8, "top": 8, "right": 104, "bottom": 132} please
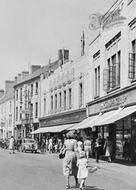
{"left": 63, "top": 151, "right": 78, "bottom": 176}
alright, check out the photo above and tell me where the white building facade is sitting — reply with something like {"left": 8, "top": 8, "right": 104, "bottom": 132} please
{"left": 0, "top": 81, "right": 15, "bottom": 139}
{"left": 39, "top": 53, "right": 90, "bottom": 133}
{"left": 86, "top": 0, "right": 136, "bottom": 161}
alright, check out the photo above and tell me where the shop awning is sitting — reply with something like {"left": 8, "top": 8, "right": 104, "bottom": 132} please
{"left": 68, "top": 114, "right": 101, "bottom": 130}
{"left": 31, "top": 128, "right": 44, "bottom": 134}
{"left": 31, "top": 124, "right": 74, "bottom": 134}
{"left": 94, "top": 105, "right": 136, "bottom": 126}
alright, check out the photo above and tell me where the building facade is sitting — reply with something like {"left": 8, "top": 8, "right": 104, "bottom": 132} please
{"left": 39, "top": 50, "right": 90, "bottom": 134}
{"left": 14, "top": 66, "right": 42, "bottom": 139}
{"left": 86, "top": 0, "right": 136, "bottom": 161}
{"left": 0, "top": 81, "right": 15, "bottom": 139}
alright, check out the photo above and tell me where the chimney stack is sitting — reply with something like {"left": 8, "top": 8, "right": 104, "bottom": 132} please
{"left": 58, "top": 49, "right": 69, "bottom": 62}
{"left": 21, "top": 71, "right": 29, "bottom": 80}
{"left": 30, "top": 65, "right": 41, "bottom": 74}
{"left": 5, "top": 81, "right": 14, "bottom": 91}
{"left": 0, "top": 89, "right": 4, "bottom": 99}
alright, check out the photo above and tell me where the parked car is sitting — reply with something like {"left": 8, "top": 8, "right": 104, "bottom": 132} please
{"left": 21, "top": 138, "right": 38, "bottom": 153}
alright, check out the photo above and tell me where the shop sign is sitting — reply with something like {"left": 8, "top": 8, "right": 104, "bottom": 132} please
{"left": 100, "top": 95, "right": 127, "bottom": 110}
{"left": 89, "top": 3, "right": 126, "bottom": 31}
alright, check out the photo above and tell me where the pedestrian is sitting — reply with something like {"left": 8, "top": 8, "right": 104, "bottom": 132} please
{"left": 104, "top": 136, "right": 112, "bottom": 162}
{"left": 123, "top": 138, "right": 131, "bottom": 161}
{"left": 94, "top": 138, "right": 101, "bottom": 163}
{"left": 84, "top": 137, "right": 92, "bottom": 159}
{"left": 77, "top": 151, "right": 88, "bottom": 190}
{"left": 9, "top": 136, "right": 15, "bottom": 154}
{"left": 48, "top": 137, "right": 53, "bottom": 154}
{"left": 62, "top": 130, "right": 79, "bottom": 189}
{"left": 77, "top": 136, "right": 84, "bottom": 153}
{"left": 45, "top": 138, "right": 49, "bottom": 152}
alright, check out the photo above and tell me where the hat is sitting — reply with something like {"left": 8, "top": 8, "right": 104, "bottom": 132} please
{"left": 66, "top": 130, "right": 75, "bottom": 139}
{"left": 79, "top": 151, "right": 86, "bottom": 159}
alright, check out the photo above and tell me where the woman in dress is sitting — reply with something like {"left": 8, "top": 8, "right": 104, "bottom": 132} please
{"left": 63, "top": 131, "right": 79, "bottom": 189}
{"left": 84, "top": 137, "right": 92, "bottom": 159}
{"left": 77, "top": 136, "right": 84, "bottom": 153}
{"left": 9, "top": 136, "right": 15, "bottom": 154}
{"left": 104, "top": 136, "right": 112, "bottom": 162}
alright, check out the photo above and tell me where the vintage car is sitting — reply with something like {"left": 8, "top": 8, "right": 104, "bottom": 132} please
{"left": 21, "top": 138, "right": 38, "bottom": 153}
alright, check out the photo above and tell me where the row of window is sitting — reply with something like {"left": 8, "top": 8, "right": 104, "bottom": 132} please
{"left": 16, "top": 82, "right": 39, "bottom": 101}
{"left": 94, "top": 38, "right": 136, "bottom": 98}
{"left": 15, "top": 102, "right": 38, "bottom": 121}
{"left": 43, "top": 83, "right": 83, "bottom": 115}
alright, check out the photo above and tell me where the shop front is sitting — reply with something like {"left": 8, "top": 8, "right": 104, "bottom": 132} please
{"left": 86, "top": 84, "right": 136, "bottom": 162}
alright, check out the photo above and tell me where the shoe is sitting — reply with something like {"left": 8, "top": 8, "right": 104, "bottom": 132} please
{"left": 80, "top": 187, "right": 84, "bottom": 190}
{"left": 75, "top": 183, "right": 80, "bottom": 187}
{"left": 66, "top": 184, "right": 70, "bottom": 189}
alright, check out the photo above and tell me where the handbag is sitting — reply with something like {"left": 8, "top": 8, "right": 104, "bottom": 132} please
{"left": 59, "top": 148, "right": 66, "bottom": 159}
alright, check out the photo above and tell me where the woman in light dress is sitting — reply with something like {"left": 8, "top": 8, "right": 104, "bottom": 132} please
{"left": 84, "top": 137, "right": 92, "bottom": 159}
{"left": 104, "top": 136, "right": 112, "bottom": 162}
{"left": 48, "top": 137, "right": 53, "bottom": 153}
{"left": 77, "top": 136, "right": 84, "bottom": 153}
{"left": 63, "top": 131, "right": 79, "bottom": 189}
{"left": 9, "top": 136, "right": 15, "bottom": 154}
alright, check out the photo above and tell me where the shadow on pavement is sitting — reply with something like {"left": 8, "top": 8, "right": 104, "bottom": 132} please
{"left": 70, "top": 186, "right": 105, "bottom": 190}
{"left": 85, "top": 186, "right": 105, "bottom": 190}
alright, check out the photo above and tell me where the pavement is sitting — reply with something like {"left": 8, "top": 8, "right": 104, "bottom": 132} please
{"left": 0, "top": 149, "right": 136, "bottom": 190}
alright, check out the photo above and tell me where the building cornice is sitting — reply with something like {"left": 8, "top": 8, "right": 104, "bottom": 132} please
{"left": 87, "top": 82, "right": 136, "bottom": 107}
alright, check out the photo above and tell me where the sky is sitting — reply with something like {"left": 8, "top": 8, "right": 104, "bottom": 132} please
{"left": 0, "top": 0, "right": 115, "bottom": 89}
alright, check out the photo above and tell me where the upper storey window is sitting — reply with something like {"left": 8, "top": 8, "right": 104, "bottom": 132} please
{"left": 104, "top": 51, "right": 121, "bottom": 92}
{"left": 35, "top": 82, "right": 38, "bottom": 95}
{"left": 129, "top": 40, "right": 136, "bottom": 80}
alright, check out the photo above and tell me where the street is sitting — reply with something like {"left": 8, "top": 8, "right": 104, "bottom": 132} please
{"left": 0, "top": 149, "right": 136, "bottom": 190}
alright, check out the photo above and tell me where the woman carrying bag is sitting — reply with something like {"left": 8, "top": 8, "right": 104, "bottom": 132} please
{"left": 62, "top": 131, "right": 79, "bottom": 189}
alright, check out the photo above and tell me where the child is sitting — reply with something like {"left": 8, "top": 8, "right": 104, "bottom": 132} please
{"left": 77, "top": 151, "right": 88, "bottom": 190}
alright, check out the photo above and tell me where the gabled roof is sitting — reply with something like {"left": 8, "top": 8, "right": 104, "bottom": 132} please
{"left": 0, "top": 84, "right": 14, "bottom": 104}
{"left": 14, "top": 60, "right": 59, "bottom": 88}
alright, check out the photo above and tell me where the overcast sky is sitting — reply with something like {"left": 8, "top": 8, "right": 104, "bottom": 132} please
{"left": 0, "top": 0, "right": 115, "bottom": 89}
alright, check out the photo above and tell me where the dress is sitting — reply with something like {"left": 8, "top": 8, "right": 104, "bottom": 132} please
{"left": 77, "top": 158, "right": 88, "bottom": 179}
{"left": 104, "top": 140, "right": 112, "bottom": 157}
{"left": 63, "top": 139, "right": 78, "bottom": 176}
{"left": 77, "top": 141, "right": 83, "bottom": 153}
{"left": 9, "top": 138, "right": 14, "bottom": 150}
{"left": 84, "top": 140, "right": 92, "bottom": 154}
{"left": 48, "top": 138, "right": 53, "bottom": 151}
